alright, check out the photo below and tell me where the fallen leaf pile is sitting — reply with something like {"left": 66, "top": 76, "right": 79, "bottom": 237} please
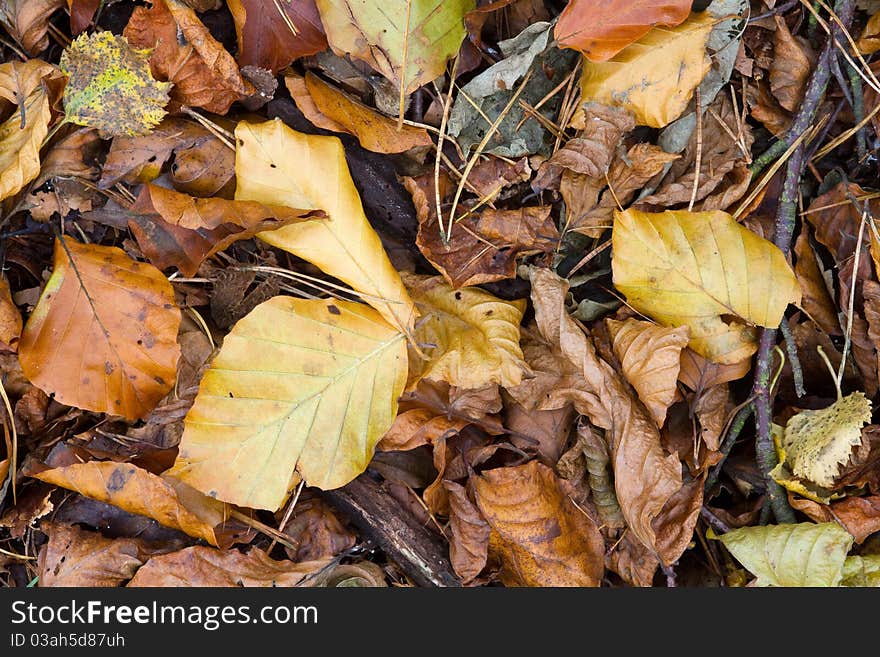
{"left": 1, "top": 0, "right": 880, "bottom": 589}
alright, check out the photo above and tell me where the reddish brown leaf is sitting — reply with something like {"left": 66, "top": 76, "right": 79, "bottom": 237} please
{"left": 473, "top": 460, "right": 605, "bottom": 586}
{"left": 0, "top": 0, "right": 65, "bottom": 54}
{"left": 125, "top": 0, "right": 254, "bottom": 114}
{"left": 128, "top": 183, "right": 323, "bottom": 276}
{"left": 677, "top": 347, "right": 750, "bottom": 394}
{"left": 444, "top": 481, "right": 490, "bottom": 584}
{"left": 67, "top": 0, "right": 100, "bottom": 33}
{"left": 128, "top": 546, "right": 331, "bottom": 586}
{"left": 228, "top": 0, "right": 327, "bottom": 73}
{"left": 465, "top": 155, "right": 532, "bottom": 202}
{"left": 554, "top": 0, "right": 691, "bottom": 62}
{"left": 790, "top": 495, "right": 880, "bottom": 544}
{"left": 607, "top": 530, "right": 660, "bottom": 587}
{"left": 280, "top": 493, "right": 356, "bottom": 562}
{"left": 770, "top": 15, "right": 815, "bottom": 112}
{"left": 37, "top": 522, "right": 147, "bottom": 586}
{"left": 504, "top": 396, "right": 574, "bottom": 466}
{"left": 794, "top": 227, "right": 842, "bottom": 335}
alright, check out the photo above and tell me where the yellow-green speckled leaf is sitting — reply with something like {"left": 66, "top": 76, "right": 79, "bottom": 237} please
{"left": 168, "top": 296, "right": 408, "bottom": 511}
{"left": 60, "top": 31, "right": 171, "bottom": 136}
{"left": 782, "top": 392, "right": 872, "bottom": 488}
{"left": 720, "top": 522, "right": 853, "bottom": 587}
{"left": 842, "top": 555, "right": 880, "bottom": 587}
{"left": 769, "top": 424, "right": 843, "bottom": 504}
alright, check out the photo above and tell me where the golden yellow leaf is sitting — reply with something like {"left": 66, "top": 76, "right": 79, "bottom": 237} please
{"left": 606, "top": 318, "right": 689, "bottom": 427}
{"left": 403, "top": 272, "right": 528, "bottom": 390}
{"left": 19, "top": 238, "right": 181, "bottom": 420}
{"left": 782, "top": 392, "right": 872, "bottom": 488}
{"left": 234, "top": 119, "right": 416, "bottom": 334}
{"left": 30, "top": 461, "right": 227, "bottom": 545}
{"left": 612, "top": 208, "right": 801, "bottom": 364}
{"left": 168, "top": 296, "right": 408, "bottom": 510}
{"left": 579, "top": 12, "right": 713, "bottom": 128}
{"left": 0, "top": 59, "right": 58, "bottom": 201}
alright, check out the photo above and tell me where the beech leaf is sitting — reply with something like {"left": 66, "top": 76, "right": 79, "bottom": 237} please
{"left": 168, "top": 296, "right": 408, "bottom": 510}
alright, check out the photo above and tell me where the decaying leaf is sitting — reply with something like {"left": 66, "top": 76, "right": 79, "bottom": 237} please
{"left": 444, "top": 480, "right": 491, "bottom": 584}
{"left": 782, "top": 392, "right": 873, "bottom": 489}
{"left": 0, "top": 275, "right": 21, "bottom": 352}
{"left": 19, "top": 238, "right": 181, "bottom": 420}
{"left": 169, "top": 297, "right": 408, "bottom": 510}
{"left": 577, "top": 420, "right": 625, "bottom": 530}
{"left": 769, "top": 15, "right": 814, "bottom": 112}
{"left": 0, "top": 0, "right": 65, "bottom": 54}
{"left": 606, "top": 318, "right": 689, "bottom": 428}
{"left": 612, "top": 208, "right": 801, "bottom": 364}
{"left": 28, "top": 461, "right": 228, "bottom": 545}
{"left": 841, "top": 554, "right": 880, "bottom": 586}
{"left": 555, "top": 0, "right": 691, "bottom": 62}
{"left": 579, "top": 12, "right": 713, "bottom": 128}
{"left": 719, "top": 522, "right": 854, "bottom": 587}
{"left": 234, "top": 119, "right": 416, "bottom": 334}
{"left": 129, "top": 183, "right": 324, "bottom": 276}
{"left": 473, "top": 460, "right": 605, "bottom": 586}
{"left": 128, "top": 546, "right": 331, "bottom": 586}
{"left": 0, "top": 59, "right": 59, "bottom": 202}
{"left": 287, "top": 73, "right": 432, "bottom": 154}
{"left": 280, "top": 493, "right": 356, "bottom": 562}
{"left": 403, "top": 272, "right": 528, "bottom": 390}
{"left": 60, "top": 31, "right": 172, "bottom": 136}
{"left": 793, "top": 228, "right": 841, "bottom": 335}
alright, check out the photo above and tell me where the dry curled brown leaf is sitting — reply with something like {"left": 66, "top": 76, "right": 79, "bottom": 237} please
{"left": 444, "top": 480, "right": 491, "bottom": 585}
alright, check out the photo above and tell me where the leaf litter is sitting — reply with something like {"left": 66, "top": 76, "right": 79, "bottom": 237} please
{"left": 2, "top": 0, "right": 880, "bottom": 589}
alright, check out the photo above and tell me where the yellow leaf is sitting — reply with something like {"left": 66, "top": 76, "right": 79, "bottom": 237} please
{"left": 19, "top": 238, "right": 181, "bottom": 420}
{"left": 60, "top": 31, "right": 171, "bottom": 136}
{"left": 719, "top": 522, "right": 853, "bottom": 587}
{"left": 842, "top": 555, "right": 880, "bottom": 586}
{"left": 0, "top": 59, "right": 58, "bottom": 201}
{"left": 403, "top": 273, "right": 528, "bottom": 390}
{"left": 606, "top": 318, "right": 689, "bottom": 427}
{"left": 30, "top": 461, "right": 227, "bottom": 546}
{"left": 168, "top": 296, "right": 408, "bottom": 510}
{"left": 782, "top": 392, "right": 872, "bottom": 488}
{"left": 612, "top": 208, "right": 801, "bottom": 364}
{"left": 234, "top": 119, "right": 416, "bottom": 334}
{"left": 579, "top": 12, "right": 713, "bottom": 128}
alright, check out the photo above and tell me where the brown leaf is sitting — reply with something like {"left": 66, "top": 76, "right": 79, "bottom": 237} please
{"left": 770, "top": 16, "right": 815, "bottom": 112}
{"left": 473, "top": 460, "right": 605, "bottom": 586}
{"left": 67, "top": 0, "right": 100, "bottom": 33}
{"left": 694, "top": 384, "right": 730, "bottom": 454}
{"left": 0, "top": 276, "right": 21, "bottom": 352}
{"left": 606, "top": 318, "right": 689, "bottom": 428}
{"left": 677, "top": 347, "right": 750, "bottom": 394}
{"left": 837, "top": 425, "right": 880, "bottom": 493}
{"left": 444, "top": 481, "right": 490, "bottom": 584}
{"left": 650, "top": 472, "right": 703, "bottom": 561}
{"left": 554, "top": 0, "right": 692, "bottom": 62}
{"left": 128, "top": 546, "right": 331, "bottom": 586}
{"left": 465, "top": 155, "right": 531, "bottom": 203}
{"left": 124, "top": 0, "right": 254, "bottom": 114}
{"left": 228, "top": 0, "right": 327, "bottom": 73}
{"left": 790, "top": 495, "right": 880, "bottom": 544}
{"left": 527, "top": 268, "right": 686, "bottom": 563}
{"left": 280, "top": 493, "right": 356, "bottom": 562}
{"left": 128, "top": 183, "right": 323, "bottom": 276}
{"left": 26, "top": 460, "right": 228, "bottom": 546}
{"left": 37, "top": 522, "right": 147, "bottom": 586}
{"left": 504, "top": 396, "right": 574, "bottom": 466}
{"left": 0, "top": 0, "right": 65, "bottom": 54}
{"left": 287, "top": 73, "right": 432, "bottom": 154}
{"left": 794, "top": 227, "right": 842, "bottom": 335}
{"left": 746, "top": 79, "right": 792, "bottom": 136}
{"left": 408, "top": 175, "right": 558, "bottom": 287}
{"left": 607, "top": 530, "right": 660, "bottom": 586}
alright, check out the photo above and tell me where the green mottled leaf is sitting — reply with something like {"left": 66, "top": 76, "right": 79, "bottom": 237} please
{"left": 60, "top": 31, "right": 171, "bottom": 136}
{"left": 720, "top": 522, "right": 853, "bottom": 587}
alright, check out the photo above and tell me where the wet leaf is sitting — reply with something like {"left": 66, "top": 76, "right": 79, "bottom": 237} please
{"left": 612, "top": 208, "right": 801, "bottom": 364}
{"left": 60, "top": 31, "right": 172, "bottom": 137}
{"left": 555, "top": 0, "right": 691, "bottom": 62}
{"left": 229, "top": 0, "right": 327, "bottom": 73}
{"left": 128, "top": 183, "right": 323, "bottom": 276}
{"left": 28, "top": 461, "right": 228, "bottom": 545}
{"left": 606, "top": 318, "right": 689, "bottom": 428}
{"left": 234, "top": 119, "right": 416, "bottom": 334}
{"left": 19, "top": 238, "right": 181, "bottom": 420}
{"left": 579, "top": 12, "right": 713, "bottom": 128}
{"left": 473, "top": 460, "right": 605, "bottom": 586}
{"left": 128, "top": 546, "right": 331, "bottom": 586}
{"left": 168, "top": 296, "right": 408, "bottom": 510}
{"left": 403, "top": 272, "right": 528, "bottom": 390}
{"left": 719, "top": 522, "right": 853, "bottom": 587}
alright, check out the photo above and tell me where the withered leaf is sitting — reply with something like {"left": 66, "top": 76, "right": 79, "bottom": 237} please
{"left": 0, "top": 0, "right": 65, "bottom": 54}
{"left": 444, "top": 481, "right": 491, "bottom": 585}
{"left": 770, "top": 15, "right": 815, "bottom": 113}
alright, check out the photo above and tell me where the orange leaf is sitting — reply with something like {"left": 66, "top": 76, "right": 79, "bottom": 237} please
{"left": 473, "top": 460, "right": 605, "bottom": 586}
{"left": 19, "top": 238, "right": 181, "bottom": 420}
{"left": 0, "top": 276, "right": 21, "bottom": 352}
{"left": 129, "top": 183, "right": 324, "bottom": 276}
{"left": 555, "top": 0, "right": 692, "bottom": 62}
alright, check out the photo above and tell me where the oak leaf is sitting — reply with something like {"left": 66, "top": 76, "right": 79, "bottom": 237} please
{"left": 234, "top": 119, "right": 416, "bottom": 334}
{"left": 555, "top": 0, "right": 692, "bottom": 62}
{"left": 168, "top": 296, "right": 408, "bottom": 510}
{"left": 129, "top": 183, "right": 324, "bottom": 276}
{"left": 612, "top": 208, "right": 801, "bottom": 364}
{"left": 19, "top": 238, "right": 181, "bottom": 420}
{"left": 473, "top": 460, "right": 605, "bottom": 586}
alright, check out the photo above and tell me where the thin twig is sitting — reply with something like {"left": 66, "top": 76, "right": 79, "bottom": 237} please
{"left": 778, "top": 319, "right": 805, "bottom": 397}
